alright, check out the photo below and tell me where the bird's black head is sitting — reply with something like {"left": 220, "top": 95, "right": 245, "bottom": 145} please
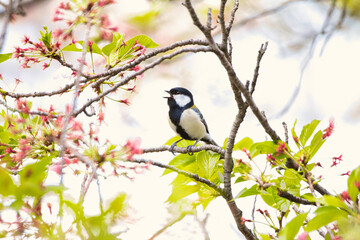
{"left": 164, "top": 87, "right": 194, "bottom": 109}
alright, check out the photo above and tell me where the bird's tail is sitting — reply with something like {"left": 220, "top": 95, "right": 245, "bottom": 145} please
{"left": 202, "top": 135, "right": 219, "bottom": 147}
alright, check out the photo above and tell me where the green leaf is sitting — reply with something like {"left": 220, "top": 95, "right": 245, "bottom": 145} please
{"left": 18, "top": 155, "right": 53, "bottom": 197}
{"left": 64, "top": 200, "right": 85, "bottom": 220}
{"left": 116, "top": 34, "right": 158, "bottom": 62}
{"left": 283, "top": 169, "right": 302, "bottom": 188}
{"left": 106, "top": 193, "right": 127, "bottom": 220}
{"left": 250, "top": 141, "right": 277, "bottom": 158}
{"left": 291, "top": 120, "right": 301, "bottom": 148}
{"left": 0, "top": 167, "right": 16, "bottom": 196}
{"left": 102, "top": 33, "right": 125, "bottom": 57}
{"left": 198, "top": 185, "right": 219, "bottom": 209}
{"left": 0, "top": 53, "right": 12, "bottom": 64}
{"left": 348, "top": 165, "right": 360, "bottom": 202}
{"left": 19, "top": 158, "right": 51, "bottom": 185}
{"left": 126, "top": 35, "right": 158, "bottom": 49}
{"left": 167, "top": 184, "right": 199, "bottom": 203}
{"left": 305, "top": 206, "right": 348, "bottom": 232}
{"left": 164, "top": 135, "right": 195, "bottom": 148}
{"left": 235, "top": 184, "right": 261, "bottom": 198}
{"left": 62, "top": 41, "right": 103, "bottom": 55}
{"left": 258, "top": 233, "right": 272, "bottom": 240}
{"left": 318, "top": 195, "right": 350, "bottom": 211}
{"left": 261, "top": 186, "right": 291, "bottom": 212}
{"left": 163, "top": 154, "right": 196, "bottom": 175}
{"left": 129, "top": 9, "right": 160, "bottom": 29}
{"left": 40, "top": 26, "right": 52, "bottom": 50}
{"left": 299, "top": 119, "right": 320, "bottom": 146}
{"left": 84, "top": 146, "right": 101, "bottom": 162}
{"left": 278, "top": 212, "right": 308, "bottom": 240}
{"left": 308, "top": 130, "right": 325, "bottom": 161}
{"left": 196, "top": 150, "right": 220, "bottom": 179}
{"left": 233, "top": 137, "right": 253, "bottom": 151}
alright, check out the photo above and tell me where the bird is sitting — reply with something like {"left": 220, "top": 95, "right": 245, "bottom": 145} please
{"left": 164, "top": 87, "right": 218, "bottom": 154}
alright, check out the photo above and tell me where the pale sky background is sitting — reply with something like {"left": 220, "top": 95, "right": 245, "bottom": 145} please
{"left": 1, "top": 0, "right": 360, "bottom": 239}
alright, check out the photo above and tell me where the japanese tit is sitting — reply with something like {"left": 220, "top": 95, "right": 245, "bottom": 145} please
{"left": 164, "top": 87, "right": 218, "bottom": 154}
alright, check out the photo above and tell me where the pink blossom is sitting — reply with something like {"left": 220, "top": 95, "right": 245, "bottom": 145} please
{"left": 340, "top": 191, "right": 351, "bottom": 203}
{"left": 13, "top": 138, "right": 31, "bottom": 162}
{"left": 297, "top": 232, "right": 309, "bottom": 240}
{"left": 70, "top": 120, "right": 83, "bottom": 132}
{"left": 275, "top": 142, "right": 287, "bottom": 156}
{"left": 49, "top": 163, "right": 61, "bottom": 174}
{"left": 97, "top": 111, "right": 105, "bottom": 124}
{"left": 322, "top": 118, "right": 335, "bottom": 139}
{"left": 331, "top": 154, "right": 343, "bottom": 167}
{"left": 124, "top": 138, "right": 142, "bottom": 160}
{"left": 98, "top": 0, "right": 115, "bottom": 7}
{"left": 340, "top": 171, "right": 351, "bottom": 176}
{"left": 120, "top": 99, "right": 130, "bottom": 105}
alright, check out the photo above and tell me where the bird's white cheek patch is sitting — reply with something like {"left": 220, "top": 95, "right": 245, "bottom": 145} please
{"left": 173, "top": 94, "right": 191, "bottom": 107}
{"left": 180, "top": 109, "right": 206, "bottom": 139}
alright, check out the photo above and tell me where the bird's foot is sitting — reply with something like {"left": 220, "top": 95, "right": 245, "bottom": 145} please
{"left": 186, "top": 145, "right": 194, "bottom": 156}
{"left": 169, "top": 142, "right": 177, "bottom": 155}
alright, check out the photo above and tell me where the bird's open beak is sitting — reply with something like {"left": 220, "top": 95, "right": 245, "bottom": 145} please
{"left": 164, "top": 90, "right": 172, "bottom": 99}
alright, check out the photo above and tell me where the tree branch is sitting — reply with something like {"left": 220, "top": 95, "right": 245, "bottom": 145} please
{"left": 277, "top": 188, "right": 316, "bottom": 206}
{"left": 142, "top": 144, "right": 224, "bottom": 156}
{"left": 2, "top": 39, "right": 210, "bottom": 99}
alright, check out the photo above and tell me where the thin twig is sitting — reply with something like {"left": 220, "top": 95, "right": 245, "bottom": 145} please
{"left": 250, "top": 42, "right": 268, "bottom": 95}
{"left": 142, "top": 144, "right": 224, "bottom": 156}
{"left": 73, "top": 46, "right": 213, "bottom": 117}
{"left": 282, "top": 122, "right": 289, "bottom": 144}
{"left": 59, "top": 19, "right": 92, "bottom": 184}
{"left": 2, "top": 39, "right": 210, "bottom": 99}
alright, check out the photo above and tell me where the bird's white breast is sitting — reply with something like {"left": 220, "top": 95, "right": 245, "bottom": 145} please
{"left": 180, "top": 108, "right": 207, "bottom": 139}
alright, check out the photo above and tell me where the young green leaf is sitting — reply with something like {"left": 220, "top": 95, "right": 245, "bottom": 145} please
{"left": 233, "top": 137, "right": 253, "bottom": 151}
{"left": 305, "top": 206, "right": 348, "bottom": 232}
{"left": 235, "top": 184, "right": 261, "bottom": 198}
{"left": 167, "top": 184, "right": 199, "bottom": 203}
{"left": 0, "top": 53, "right": 12, "bottom": 64}
{"left": 318, "top": 195, "right": 351, "bottom": 212}
{"left": 261, "top": 186, "right": 291, "bottom": 212}
{"left": 308, "top": 130, "right": 325, "bottom": 161}
{"left": 278, "top": 212, "right": 308, "bottom": 240}
{"left": 106, "top": 193, "right": 127, "bottom": 220}
{"left": 0, "top": 167, "right": 17, "bottom": 196}
{"left": 299, "top": 119, "right": 320, "bottom": 146}
{"left": 125, "top": 34, "right": 159, "bottom": 49}
{"left": 196, "top": 150, "right": 220, "bottom": 179}
{"left": 102, "top": 33, "right": 125, "bottom": 57}
{"left": 40, "top": 26, "right": 52, "bottom": 50}
{"left": 62, "top": 41, "right": 103, "bottom": 55}
{"left": 347, "top": 165, "right": 360, "bottom": 202}
{"left": 163, "top": 154, "right": 196, "bottom": 175}
{"left": 250, "top": 141, "right": 277, "bottom": 158}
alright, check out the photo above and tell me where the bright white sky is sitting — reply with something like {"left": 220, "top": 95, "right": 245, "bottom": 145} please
{"left": 1, "top": 0, "right": 360, "bottom": 239}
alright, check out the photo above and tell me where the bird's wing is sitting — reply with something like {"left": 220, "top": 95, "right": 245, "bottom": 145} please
{"left": 190, "top": 105, "right": 210, "bottom": 134}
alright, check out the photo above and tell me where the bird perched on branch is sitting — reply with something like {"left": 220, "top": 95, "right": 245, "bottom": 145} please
{"left": 164, "top": 87, "right": 218, "bottom": 154}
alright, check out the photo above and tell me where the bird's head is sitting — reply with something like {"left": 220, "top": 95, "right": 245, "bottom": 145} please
{"left": 164, "top": 87, "right": 194, "bottom": 109}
